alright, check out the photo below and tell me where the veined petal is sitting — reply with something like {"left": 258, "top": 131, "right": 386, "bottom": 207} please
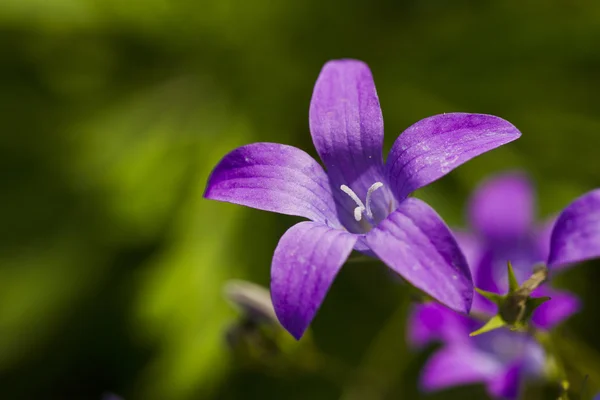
{"left": 548, "top": 189, "right": 600, "bottom": 269}
{"left": 408, "top": 303, "right": 471, "bottom": 348}
{"left": 205, "top": 142, "right": 341, "bottom": 226}
{"left": 366, "top": 198, "right": 473, "bottom": 313}
{"left": 468, "top": 173, "right": 535, "bottom": 241}
{"left": 386, "top": 113, "right": 521, "bottom": 200}
{"left": 421, "top": 345, "right": 502, "bottom": 392}
{"left": 270, "top": 221, "right": 357, "bottom": 339}
{"left": 309, "top": 60, "right": 395, "bottom": 230}
{"left": 530, "top": 287, "right": 580, "bottom": 329}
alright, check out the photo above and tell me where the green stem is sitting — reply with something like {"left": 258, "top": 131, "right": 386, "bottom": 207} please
{"left": 533, "top": 330, "right": 570, "bottom": 400}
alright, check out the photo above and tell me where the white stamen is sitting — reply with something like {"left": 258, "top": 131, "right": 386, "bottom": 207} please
{"left": 340, "top": 182, "right": 384, "bottom": 222}
{"left": 365, "top": 182, "right": 384, "bottom": 219}
{"left": 340, "top": 184, "right": 366, "bottom": 222}
{"left": 354, "top": 207, "right": 363, "bottom": 221}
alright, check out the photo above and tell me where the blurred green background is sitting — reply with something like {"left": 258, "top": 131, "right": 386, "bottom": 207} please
{"left": 2, "top": 0, "right": 600, "bottom": 399}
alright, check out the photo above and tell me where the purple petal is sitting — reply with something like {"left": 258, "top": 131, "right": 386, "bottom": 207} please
{"left": 408, "top": 303, "right": 471, "bottom": 348}
{"left": 548, "top": 189, "right": 600, "bottom": 269}
{"left": 205, "top": 143, "right": 341, "bottom": 226}
{"left": 470, "top": 248, "right": 509, "bottom": 315}
{"left": 468, "top": 173, "right": 535, "bottom": 241}
{"left": 453, "top": 230, "right": 484, "bottom": 271}
{"left": 487, "top": 362, "right": 523, "bottom": 400}
{"left": 535, "top": 216, "right": 556, "bottom": 267}
{"left": 309, "top": 59, "right": 395, "bottom": 231}
{"left": 421, "top": 345, "right": 502, "bottom": 391}
{"left": 386, "top": 113, "right": 521, "bottom": 200}
{"left": 365, "top": 198, "right": 473, "bottom": 313}
{"left": 270, "top": 221, "right": 357, "bottom": 339}
{"left": 530, "top": 287, "right": 580, "bottom": 329}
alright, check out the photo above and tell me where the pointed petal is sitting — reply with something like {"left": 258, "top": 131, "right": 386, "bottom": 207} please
{"left": 205, "top": 143, "right": 341, "bottom": 226}
{"left": 468, "top": 173, "right": 535, "bottom": 241}
{"left": 386, "top": 113, "right": 521, "bottom": 200}
{"left": 270, "top": 221, "right": 357, "bottom": 339}
{"left": 548, "top": 189, "right": 600, "bottom": 269}
{"left": 530, "top": 287, "right": 580, "bottom": 329}
{"left": 408, "top": 303, "right": 472, "bottom": 348}
{"left": 421, "top": 345, "right": 502, "bottom": 392}
{"left": 366, "top": 198, "right": 473, "bottom": 313}
{"left": 309, "top": 60, "right": 395, "bottom": 231}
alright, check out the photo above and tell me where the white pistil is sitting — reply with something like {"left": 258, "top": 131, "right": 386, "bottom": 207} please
{"left": 340, "top": 182, "right": 384, "bottom": 222}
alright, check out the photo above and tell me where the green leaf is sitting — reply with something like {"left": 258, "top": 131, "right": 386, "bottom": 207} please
{"left": 507, "top": 261, "right": 520, "bottom": 293}
{"left": 470, "top": 315, "right": 506, "bottom": 336}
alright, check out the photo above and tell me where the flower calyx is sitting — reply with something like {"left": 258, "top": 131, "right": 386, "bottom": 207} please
{"left": 470, "top": 262, "right": 551, "bottom": 336}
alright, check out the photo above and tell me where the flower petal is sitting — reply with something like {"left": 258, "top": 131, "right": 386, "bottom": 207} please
{"left": 470, "top": 250, "right": 503, "bottom": 315}
{"left": 453, "top": 230, "right": 483, "bottom": 269}
{"left": 309, "top": 59, "right": 395, "bottom": 231}
{"left": 366, "top": 198, "right": 473, "bottom": 313}
{"left": 468, "top": 173, "right": 535, "bottom": 241}
{"left": 535, "top": 216, "right": 556, "bottom": 266}
{"left": 548, "top": 189, "right": 600, "bottom": 269}
{"left": 487, "top": 362, "right": 523, "bottom": 400}
{"left": 530, "top": 287, "right": 580, "bottom": 329}
{"left": 270, "top": 221, "right": 357, "bottom": 339}
{"left": 386, "top": 113, "right": 521, "bottom": 200}
{"left": 205, "top": 142, "right": 341, "bottom": 226}
{"left": 408, "top": 303, "right": 472, "bottom": 348}
{"left": 421, "top": 345, "right": 502, "bottom": 392}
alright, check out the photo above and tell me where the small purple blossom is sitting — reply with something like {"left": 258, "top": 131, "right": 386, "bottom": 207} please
{"left": 205, "top": 59, "right": 522, "bottom": 339}
{"left": 409, "top": 302, "right": 545, "bottom": 399}
{"left": 456, "top": 173, "right": 600, "bottom": 328}
{"left": 408, "top": 176, "right": 600, "bottom": 398}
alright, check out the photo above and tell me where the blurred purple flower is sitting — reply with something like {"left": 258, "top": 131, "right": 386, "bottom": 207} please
{"left": 408, "top": 177, "right": 600, "bottom": 398}
{"left": 456, "top": 173, "right": 600, "bottom": 328}
{"left": 205, "top": 59, "right": 522, "bottom": 339}
{"left": 409, "top": 302, "right": 545, "bottom": 399}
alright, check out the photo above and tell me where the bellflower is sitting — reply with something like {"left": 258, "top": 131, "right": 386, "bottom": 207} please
{"left": 409, "top": 180, "right": 600, "bottom": 398}
{"left": 409, "top": 302, "right": 545, "bottom": 399}
{"left": 205, "top": 59, "right": 522, "bottom": 339}
{"left": 456, "top": 173, "right": 600, "bottom": 328}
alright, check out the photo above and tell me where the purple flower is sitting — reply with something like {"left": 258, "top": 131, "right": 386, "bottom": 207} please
{"left": 456, "top": 173, "right": 600, "bottom": 328}
{"left": 204, "top": 59, "right": 522, "bottom": 339}
{"left": 408, "top": 179, "right": 600, "bottom": 398}
{"left": 409, "top": 302, "right": 545, "bottom": 399}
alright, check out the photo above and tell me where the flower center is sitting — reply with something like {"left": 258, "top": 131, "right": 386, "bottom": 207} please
{"left": 340, "top": 182, "right": 384, "bottom": 224}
